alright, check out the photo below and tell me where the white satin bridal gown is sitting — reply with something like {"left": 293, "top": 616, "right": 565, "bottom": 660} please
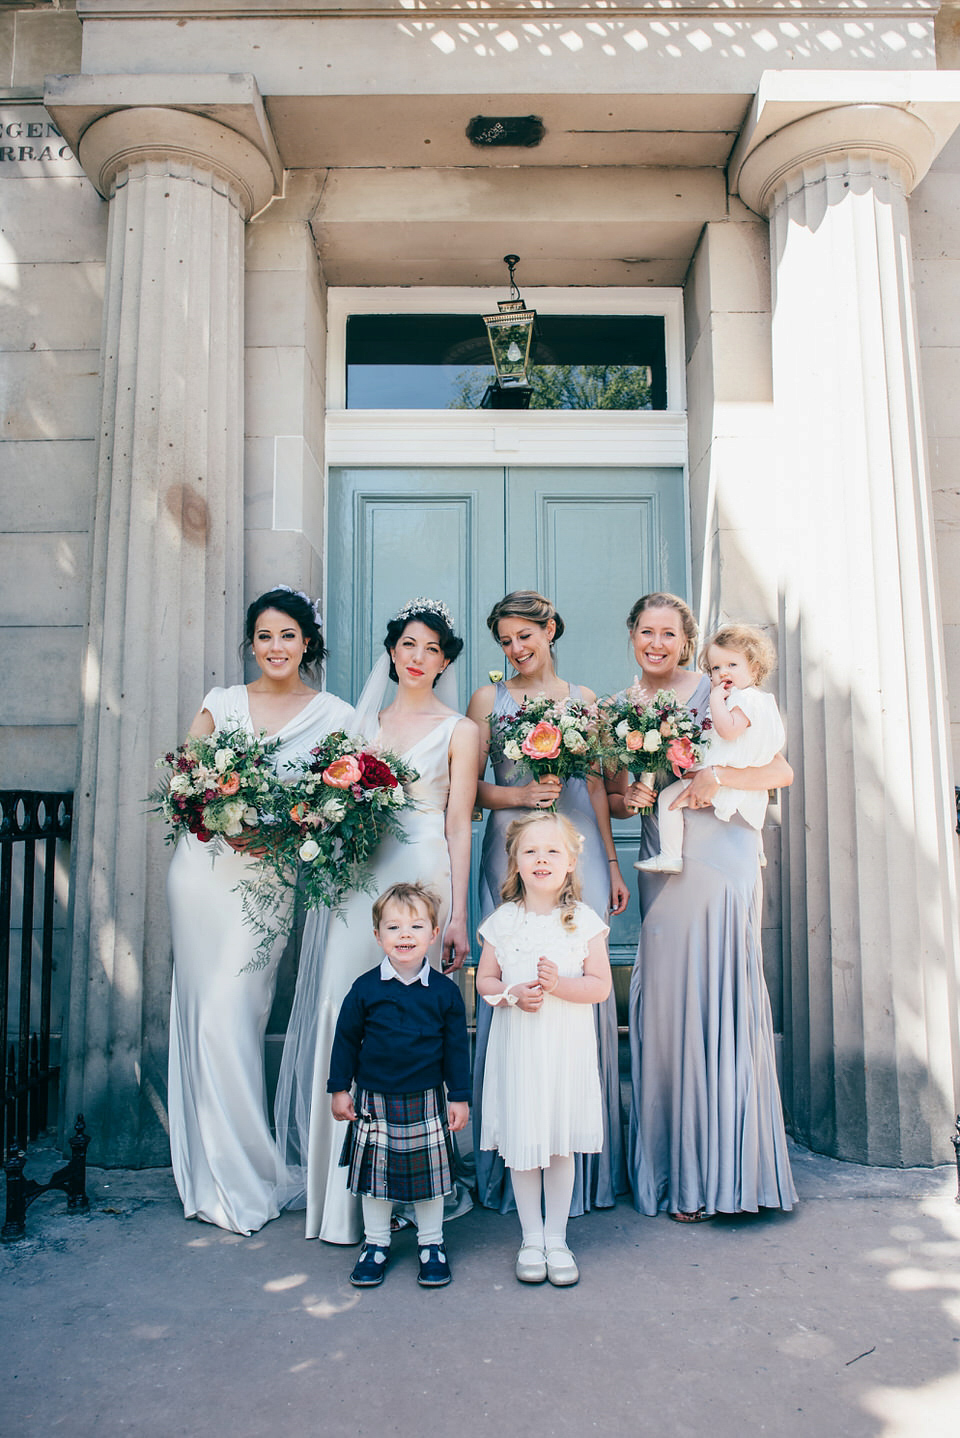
{"left": 166, "top": 684, "right": 353, "bottom": 1235}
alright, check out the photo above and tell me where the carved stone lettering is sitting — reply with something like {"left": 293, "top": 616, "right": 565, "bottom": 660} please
{"left": 0, "top": 107, "right": 83, "bottom": 177}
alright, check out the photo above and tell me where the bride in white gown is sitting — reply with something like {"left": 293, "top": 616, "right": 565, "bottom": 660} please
{"left": 166, "top": 588, "right": 354, "bottom": 1236}
{"left": 275, "top": 598, "right": 479, "bottom": 1244}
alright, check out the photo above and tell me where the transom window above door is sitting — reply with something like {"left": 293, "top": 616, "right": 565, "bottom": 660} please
{"left": 345, "top": 312, "right": 667, "bottom": 411}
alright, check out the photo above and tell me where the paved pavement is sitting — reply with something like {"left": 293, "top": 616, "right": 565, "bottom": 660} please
{"left": 2, "top": 1140, "right": 959, "bottom": 1438}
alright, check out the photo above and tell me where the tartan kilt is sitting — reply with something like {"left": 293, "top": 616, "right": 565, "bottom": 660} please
{"left": 339, "top": 1086, "right": 455, "bottom": 1202}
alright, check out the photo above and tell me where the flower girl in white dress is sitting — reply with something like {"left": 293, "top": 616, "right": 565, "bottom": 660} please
{"left": 475, "top": 811, "right": 612, "bottom": 1287}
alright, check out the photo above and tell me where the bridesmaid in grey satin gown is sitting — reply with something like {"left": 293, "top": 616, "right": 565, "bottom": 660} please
{"left": 607, "top": 593, "right": 797, "bottom": 1221}
{"left": 466, "top": 590, "right": 630, "bottom": 1215}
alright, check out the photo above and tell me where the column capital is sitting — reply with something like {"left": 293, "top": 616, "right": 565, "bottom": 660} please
{"left": 44, "top": 72, "right": 282, "bottom": 220}
{"left": 730, "top": 70, "right": 960, "bottom": 218}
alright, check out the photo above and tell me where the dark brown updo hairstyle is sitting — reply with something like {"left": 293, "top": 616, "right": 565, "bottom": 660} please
{"left": 486, "top": 590, "right": 565, "bottom": 645}
{"left": 626, "top": 592, "right": 697, "bottom": 667}
{"left": 383, "top": 600, "right": 464, "bottom": 685}
{"left": 244, "top": 587, "right": 326, "bottom": 676}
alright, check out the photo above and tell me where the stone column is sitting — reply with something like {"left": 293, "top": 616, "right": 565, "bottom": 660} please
{"left": 63, "top": 107, "right": 277, "bottom": 1164}
{"left": 737, "top": 104, "right": 960, "bottom": 1165}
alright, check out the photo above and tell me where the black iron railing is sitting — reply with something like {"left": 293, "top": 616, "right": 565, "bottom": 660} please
{"left": 1, "top": 791, "right": 72, "bottom": 1156}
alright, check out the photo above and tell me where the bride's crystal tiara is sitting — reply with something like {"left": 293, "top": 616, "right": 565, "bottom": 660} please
{"left": 392, "top": 597, "right": 455, "bottom": 628}
{"left": 274, "top": 584, "right": 323, "bottom": 629}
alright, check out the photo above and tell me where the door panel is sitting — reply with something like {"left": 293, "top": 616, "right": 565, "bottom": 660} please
{"left": 327, "top": 467, "right": 506, "bottom": 711}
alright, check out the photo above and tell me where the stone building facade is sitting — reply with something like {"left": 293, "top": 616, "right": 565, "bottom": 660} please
{"left": 2, "top": 0, "right": 960, "bottom": 1168}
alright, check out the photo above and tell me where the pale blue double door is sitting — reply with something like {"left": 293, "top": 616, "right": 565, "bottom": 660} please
{"left": 326, "top": 464, "right": 687, "bottom": 963}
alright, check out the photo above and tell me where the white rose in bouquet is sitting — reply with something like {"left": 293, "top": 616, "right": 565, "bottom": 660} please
{"left": 220, "top": 800, "right": 247, "bottom": 836}
{"left": 504, "top": 740, "right": 523, "bottom": 761}
{"left": 642, "top": 730, "right": 662, "bottom": 753}
{"left": 214, "top": 748, "right": 234, "bottom": 773}
{"left": 562, "top": 728, "right": 588, "bottom": 754}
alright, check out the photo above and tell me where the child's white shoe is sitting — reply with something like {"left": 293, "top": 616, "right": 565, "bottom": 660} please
{"left": 515, "top": 1245, "right": 547, "bottom": 1284}
{"left": 545, "top": 1245, "right": 579, "bottom": 1287}
{"left": 634, "top": 856, "right": 683, "bottom": 875}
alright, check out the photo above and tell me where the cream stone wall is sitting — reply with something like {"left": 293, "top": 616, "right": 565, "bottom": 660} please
{"left": 683, "top": 214, "right": 784, "bottom": 1041}
{"left": 917, "top": 132, "right": 960, "bottom": 776}
{"left": 243, "top": 171, "right": 328, "bottom": 621}
{"left": 0, "top": 81, "right": 105, "bottom": 789}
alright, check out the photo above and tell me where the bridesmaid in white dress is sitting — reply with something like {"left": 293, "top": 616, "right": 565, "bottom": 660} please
{"left": 276, "top": 599, "right": 480, "bottom": 1244}
{"left": 166, "top": 588, "right": 354, "bottom": 1236}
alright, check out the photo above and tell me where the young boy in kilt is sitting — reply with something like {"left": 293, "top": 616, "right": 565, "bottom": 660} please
{"left": 328, "top": 882, "right": 471, "bottom": 1288}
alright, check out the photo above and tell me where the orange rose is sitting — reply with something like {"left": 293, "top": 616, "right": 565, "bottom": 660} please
{"left": 218, "top": 773, "right": 241, "bottom": 796}
{"left": 625, "top": 730, "right": 646, "bottom": 752}
{"left": 322, "top": 755, "right": 363, "bottom": 788}
{"left": 521, "top": 722, "right": 562, "bottom": 761}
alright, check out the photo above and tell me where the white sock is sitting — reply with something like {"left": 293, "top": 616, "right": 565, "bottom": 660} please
{"left": 656, "top": 781, "right": 687, "bottom": 861}
{"left": 510, "top": 1166, "right": 546, "bottom": 1249}
{"left": 414, "top": 1197, "right": 445, "bottom": 1247}
{"left": 360, "top": 1194, "right": 393, "bottom": 1248}
{"left": 542, "top": 1154, "right": 576, "bottom": 1249}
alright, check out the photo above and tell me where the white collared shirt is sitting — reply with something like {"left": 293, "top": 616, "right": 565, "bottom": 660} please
{"left": 379, "top": 955, "right": 431, "bottom": 987}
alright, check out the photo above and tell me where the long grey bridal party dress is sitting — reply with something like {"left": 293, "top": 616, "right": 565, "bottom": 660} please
{"left": 628, "top": 675, "right": 797, "bottom": 1217}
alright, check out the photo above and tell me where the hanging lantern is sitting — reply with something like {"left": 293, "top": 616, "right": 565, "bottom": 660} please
{"left": 483, "top": 255, "right": 536, "bottom": 391}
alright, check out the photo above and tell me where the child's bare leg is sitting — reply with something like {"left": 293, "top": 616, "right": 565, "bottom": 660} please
{"left": 635, "top": 779, "right": 688, "bottom": 873}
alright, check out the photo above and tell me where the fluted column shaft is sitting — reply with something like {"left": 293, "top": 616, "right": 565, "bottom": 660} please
{"left": 65, "top": 111, "right": 270, "bottom": 1163}
{"left": 749, "top": 111, "right": 960, "bottom": 1164}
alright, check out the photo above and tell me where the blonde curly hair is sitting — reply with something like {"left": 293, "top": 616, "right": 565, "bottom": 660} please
{"left": 699, "top": 623, "right": 777, "bottom": 687}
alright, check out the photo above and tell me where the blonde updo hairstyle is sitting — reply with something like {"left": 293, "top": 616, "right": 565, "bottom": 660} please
{"left": 699, "top": 623, "right": 777, "bottom": 687}
{"left": 626, "top": 592, "right": 698, "bottom": 667}
{"left": 487, "top": 590, "right": 565, "bottom": 646}
{"left": 500, "top": 811, "right": 583, "bottom": 930}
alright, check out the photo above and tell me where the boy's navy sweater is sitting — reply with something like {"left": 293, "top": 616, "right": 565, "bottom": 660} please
{"left": 327, "top": 965, "right": 471, "bottom": 1103}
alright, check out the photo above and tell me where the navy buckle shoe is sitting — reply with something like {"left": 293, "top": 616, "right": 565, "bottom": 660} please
{"left": 349, "top": 1243, "right": 390, "bottom": 1287}
{"left": 417, "top": 1243, "right": 452, "bottom": 1288}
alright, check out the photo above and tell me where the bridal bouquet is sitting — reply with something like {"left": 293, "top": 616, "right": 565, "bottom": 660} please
{"left": 152, "top": 728, "right": 417, "bottom": 970}
{"left": 256, "top": 731, "right": 419, "bottom": 921}
{"left": 488, "top": 695, "right": 604, "bottom": 800}
{"left": 150, "top": 727, "right": 282, "bottom": 846}
{"left": 602, "top": 686, "right": 707, "bottom": 814}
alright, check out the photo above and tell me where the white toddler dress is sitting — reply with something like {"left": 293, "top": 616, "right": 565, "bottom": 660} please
{"left": 479, "top": 902, "right": 609, "bottom": 1171}
{"left": 704, "top": 686, "right": 785, "bottom": 829}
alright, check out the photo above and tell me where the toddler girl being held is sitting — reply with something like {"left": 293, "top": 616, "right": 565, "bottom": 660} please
{"left": 636, "top": 623, "right": 785, "bottom": 875}
{"left": 475, "top": 812, "right": 612, "bottom": 1287}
